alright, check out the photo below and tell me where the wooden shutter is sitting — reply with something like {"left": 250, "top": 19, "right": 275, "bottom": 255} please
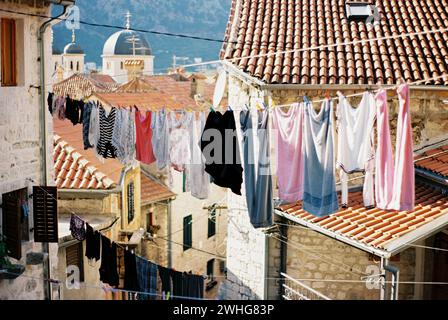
{"left": 207, "top": 211, "right": 216, "bottom": 238}
{"left": 1, "top": 18, "right": 17, "bottom": 86}
{"left": 207, "top": 259, "right": 215, "bottom": 278}
{"left": 183, "top": 215, "right": 192, "bottom": 251}
{"left": 2, "top": 191, "right": 21, "bottom": 260}
{"left": 66, "top": 242, "right": 84, "bottom": 282}
{"left": 33, "top": 186, "right": 58, "bottom": 243}
{"left": 127, "top": 182, "right": 134, "bottom": 223}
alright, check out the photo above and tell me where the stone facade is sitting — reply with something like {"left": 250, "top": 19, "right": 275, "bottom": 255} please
{"left": 222, "top": 73, "right": 448, "bottom": 300}
{"left": 0, "top": 1, "right": 55, "bottom": 300}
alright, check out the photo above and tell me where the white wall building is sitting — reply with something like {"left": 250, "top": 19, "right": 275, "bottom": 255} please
{"left": 0, "top": 0, "right": 67, "bottom": 300}
{"left": 51, "top": 29, "right": 85, "bottom": 83}
{"left": 101, "top": 13, "right": 154, "bottom": 83}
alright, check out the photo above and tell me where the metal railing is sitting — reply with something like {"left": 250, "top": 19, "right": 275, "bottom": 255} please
{"left": 281, "top": 272, "right": 331, "bottom": 300}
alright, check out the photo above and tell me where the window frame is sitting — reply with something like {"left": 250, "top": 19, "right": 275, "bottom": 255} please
{"left": 1, "top": 18, "right": 17, "bottom": 87}
{"left": 127, "top": 182, "right": 135, "bottom": 223}
{"left": 183, "top": 215, "right": 192, "bottom": 251}
{"left": 207, "top": 209, "right": 216, "bottom": 238}
{"left": 66, "top": 242, "right": 85, "bottom": 282}
{"left": 207, "top": 258, "right": 215, "bottom": 280}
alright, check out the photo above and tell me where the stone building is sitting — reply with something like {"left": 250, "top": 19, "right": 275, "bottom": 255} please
{"left": 218, "top": 0, "right": 448, "bottom": 300}
{"left": 0, "top": 0, "right": 76, "bottom": 300}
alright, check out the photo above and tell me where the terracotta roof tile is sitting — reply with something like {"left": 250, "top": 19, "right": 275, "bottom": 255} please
{"left": 277, "top": 182, "right": 448, "bottom": 250}
{"left": 53, "top": 73, "right": 118, "bottom": 99}
{"left": 53, "top": 119, "right": 124, "bottom": 184}
{"left": 53, "top": 135, "right": 116, "bottom": 190}
{"left": 140, "top": 172, "right": 176, "bottom": 205}
{"left": 414, "top": 144, "right": 448, "bottom": 178}
{"left": 221, "top": 0, "right": 448, "bottom": 85}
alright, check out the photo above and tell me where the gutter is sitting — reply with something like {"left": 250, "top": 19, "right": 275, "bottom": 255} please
{"left": 275, "top": 209, "right": 391, "bottom": 258}
{"left": 415, "top": 168, "right": 448, "bottom": 187}
{"left": 37, "top": 1, "right": 72, "bottom": 301}
{"left": 58, "top": 187, "right": 122, "bottom": 199}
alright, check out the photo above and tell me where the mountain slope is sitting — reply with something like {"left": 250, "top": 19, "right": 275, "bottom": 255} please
{"left": 52, "top": 0, "right": 231, "bottom": 71}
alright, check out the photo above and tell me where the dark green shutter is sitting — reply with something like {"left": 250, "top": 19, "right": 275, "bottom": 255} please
{"left": 207, "top": 209, "right": 216, "bottom": 238}
{"left": 183, "top": 215, "right": 192, "bottom": 251}
{"left": 33, "top": 186, "right": 58, "bottom": 243}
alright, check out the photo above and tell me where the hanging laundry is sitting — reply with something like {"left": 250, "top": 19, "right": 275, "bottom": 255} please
{"left": 123, "top": 249, "right": 140, "bottom": 292}
{"left": 111, "top": 108, "right": 135, "bottom": 165}
{"left": 135, "top": 110, "right": 156, "bottom": 165}
{"left": 97, "top": 106, "right": 118, "bottom": 159}
{"left": 158, "top": 265, "right": 172, "bottom": 299}
{"left": 136, "top": 256, "right": 157, "bottom": 300}
{"left": 186, "top": 111, "right": 210, "bottom": 199}
{"left": 302, "top": 100, "right": 339, "bottom": 217}
{"left": 200, "top": 110, "right": 243, "bottom": 195}
{"left": 88, "top": 103, "right": 100, "bottom": 151}
{"left": 171, "top": 270, "right": 184, "bottom": 300}
{"left": 375, "top": 86, "right": 415, "bottom": 211}
{"left": 272, "top": 104, "right": 305, "bottom": 203}
{"left": 336, "top": 92, "right": 376, "bottom": 208}
{"left": 375, "top": 90, "right": 394, "bottom": 209}
{"left": 55, "top": 95, "right": 66, "bottom": 120}
{"left": 99, "top": 236, "right": 119, "bottom": 286}
{"left": 187, "top": 274, "right": 204, "bottom": 299}
{"left": 69, "top": 214, "right": 86, "bottom": 241}
{"left": 82, "top": 102, "right": 94, "bottom": 150}
{"left": 240, "top": 109, "right": 273, "bottom": 228}
{"left": 85, "top": 224, "right": 101, "bottom": 261}
{"left": 168, "top": 111, "right": 192, "bottom": 172}
{"left": 47, "top": 92, "right": 54, "bottom": 115}
{"left": 151, "top": 109, "right": 170, "bottom": 170}
{"left": 65, "top": 97, "right": 80, "bottom": 125}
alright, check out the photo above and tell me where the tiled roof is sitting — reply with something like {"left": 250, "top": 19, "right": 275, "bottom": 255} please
{"left": 115, "top": 77, "right": 159, "bottom": 93}
{"left": 53, "top": 73, "right": 118, "bottom": 99}
{"left": 141, "top": 172, "right": 176, "bottom": 205}
{"left": 92, "top": 91, "right": 187, "bottom": 110}
{"left": 53, "top": 119, "right": 124, "bottom": 184}
{"left": 277, "top": 182, "right": 448, "bottom": 252}
{"left": 142, "top": 76, "right": 198, "bottom": 108}
{"left": 415, "top": 144, "right": 448, "bottom": 178}
{"left": 53, "top": 135, "right": 116, "bottom": 189}
{"left": 221, "top": 0, "right": 448, "bottom": 85}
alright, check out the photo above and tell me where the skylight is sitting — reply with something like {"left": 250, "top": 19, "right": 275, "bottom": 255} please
{"left": 345, "top": 2, "right": 374, "bottom": 21}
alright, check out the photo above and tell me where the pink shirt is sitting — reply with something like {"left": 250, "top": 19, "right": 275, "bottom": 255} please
{"left": 273, "top": 104, "right": 305, "bottom": 203}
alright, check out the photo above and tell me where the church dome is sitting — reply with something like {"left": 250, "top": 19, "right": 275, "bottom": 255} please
{"left": 102, "top": 29, "right": 152, "bottom": 56}
{"left": 63, "top": 42, "right": 84, "bottom": 54}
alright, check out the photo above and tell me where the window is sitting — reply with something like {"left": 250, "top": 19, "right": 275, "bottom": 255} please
{"left": 345, "top": 2, "right": 374, "bottom": 21}
{"left": 32, "top": 186, "right": 58, "bottom": 243}
{"left": 1, "top": 188, "right": 29, "bottom": 260}
{"left": 54, "top": 62, "right": 58, "bottom": 71}
{"left": 1, "top": 18, "right": 17, "bottom": 86}
{"left": 70, "top": 61, "right": 73, "bottom": 70}
{"left": 127, "top": 182, "right": 135, "bottom": 223}
{"left": 207, "top": 259, "right": 215, "bottom": 279}
{"left": 66, "top": 242, "right": 84, "bottom": 282}
{"left": 120, "top": 61, "right": 124, "bottom": 69}
{"left": 76, "top": 61, "right": 79, "bottom": 71}
{"left": 183, "top": 215, "right": 192, "bottom": 251}
{"left": 106, "top": 62, "right": 111, "bottom": 70}
{"left": 207, "top": 208, "right": 216, "bottom": 238}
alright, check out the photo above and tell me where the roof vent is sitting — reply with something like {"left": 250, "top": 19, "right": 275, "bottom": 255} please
{"left": 345, "top": 2, "right": 375, "bottom": 22}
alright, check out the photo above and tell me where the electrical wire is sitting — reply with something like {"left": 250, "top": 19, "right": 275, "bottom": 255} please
{"left": 0, "top": 8, "right": 233, "bottom": 44}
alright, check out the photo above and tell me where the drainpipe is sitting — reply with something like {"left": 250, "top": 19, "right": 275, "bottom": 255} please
{"left": 37, "top": 2, "right": 72, "bottom": 301}
{"left": 278, "top": 218, "right": 288, "bottom": 300}
{"left": 380, "top": 258, "right": 400, "bottom": 300}
{"left": 167, "top": 200, "right": 172, "bottom": 268}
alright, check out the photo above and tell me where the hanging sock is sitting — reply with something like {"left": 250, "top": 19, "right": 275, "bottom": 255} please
{"left": 336, "top": 92, "right": 376, "bottom": 208}
{"left": 302, "top": 99, "right": 339, "bottom": 217}
{"left": 272, "top": 103, "right": 305, "bottom": 203}
{"left": 240, "top": 109, "right": 273, "bottom": 228}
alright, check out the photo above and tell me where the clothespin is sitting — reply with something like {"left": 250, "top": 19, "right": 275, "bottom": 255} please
{"left": 209, "top": 106, "right": 215, "bottom": 112}
{"left": 227, "top": 105, "right": 232, "bottom": 111}
{"left": 303, "top": 96, "right": 310, "bottom": 104}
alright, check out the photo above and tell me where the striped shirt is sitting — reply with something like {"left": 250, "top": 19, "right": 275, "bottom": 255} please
{"left": 97, "top": 106, "right": 117, "bottom": 159}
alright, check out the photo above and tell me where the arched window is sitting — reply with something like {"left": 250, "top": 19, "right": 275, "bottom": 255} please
{"left": 70, "top": 61, "right": 73, "bottom": 70}
{"left": 54, "top": 62, "right": 58, "bottom": 71}
{"left": 76, "top": 61, "right": 79, "bottom": 71}
{"left": 120, "top": 61, "right": 123, "bottom": 69}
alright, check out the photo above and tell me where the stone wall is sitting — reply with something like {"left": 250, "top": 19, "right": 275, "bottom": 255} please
{"left": 0, "top": 2, "right": 54, "bottom": 300}
{"left": 285, "top": 226, "right": 416, "bottom": 300}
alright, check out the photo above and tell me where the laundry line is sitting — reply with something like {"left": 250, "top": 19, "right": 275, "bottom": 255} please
{"left": 0, "top": 270, "right": 210, "bottom": 301}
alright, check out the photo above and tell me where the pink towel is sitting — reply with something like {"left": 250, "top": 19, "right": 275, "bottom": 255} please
{"left": 375, "top": 90, "right": 395, "bottom": 209}
{"left": 273, "top": 104, "right": 304, "bottom": 203}
{"left": 390, "top": 84, "right": 415, "bottom": 211}
{"left": 375, "top": 85, "right": 415, "bottom": 211}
